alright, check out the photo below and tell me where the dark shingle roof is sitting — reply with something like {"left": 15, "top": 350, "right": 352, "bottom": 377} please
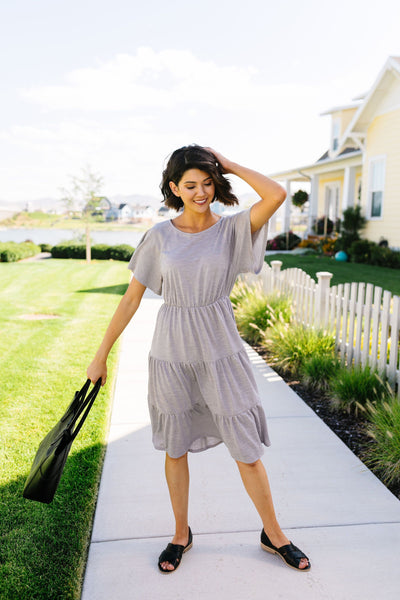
{"left": 317, "top": 147, "right": 360, "bottom": 162}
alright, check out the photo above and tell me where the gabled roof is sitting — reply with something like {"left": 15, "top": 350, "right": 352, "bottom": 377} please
{"left": 339, "top": 56, "right": 400, "bottom": 147}
{"left": 317, "top": 147, "right": 359, "bottom": 162}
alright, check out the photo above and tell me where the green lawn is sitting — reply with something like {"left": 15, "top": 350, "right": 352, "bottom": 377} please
{"left": 0, "top": 259, "right": 130, "bottom": 600}
{"left": 265, "top": 253, "right": 400, "bottom": 296}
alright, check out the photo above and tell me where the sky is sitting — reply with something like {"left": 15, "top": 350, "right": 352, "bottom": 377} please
{"left": 1, "top": 0, "right": 400, "bottom": 206}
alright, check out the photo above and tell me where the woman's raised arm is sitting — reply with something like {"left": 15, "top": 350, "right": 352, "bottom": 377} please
{"left": 86, "top": 276, "right": 147, "bottom": 385}
{"left": 205, "top": 148, "right": 286, "bottom": 233}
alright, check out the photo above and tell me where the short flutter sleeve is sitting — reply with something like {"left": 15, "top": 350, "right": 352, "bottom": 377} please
{"left": 128, "top": 227, "right": 163, "bottom": 295}
{"left": 229, "top": 208, "right": 269, "bottom": 276}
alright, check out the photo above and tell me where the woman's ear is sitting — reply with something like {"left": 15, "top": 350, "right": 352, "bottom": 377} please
{"left": 169, "top": 181, "right": 180, "bottom": 197}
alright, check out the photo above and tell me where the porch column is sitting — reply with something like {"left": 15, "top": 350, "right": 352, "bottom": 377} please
{"left": 342, "top": 166, "right": 356, "bottom": 211}
{"left": 307, "top": 174, "right": 319, "bottom": 234}
{"left": 282, "top": 180, "right": 291, "bottom": 232}
{"left": 269, "top": 201, "right": 278, "bottom": 237}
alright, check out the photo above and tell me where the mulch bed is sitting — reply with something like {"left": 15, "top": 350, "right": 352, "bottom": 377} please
{"left": 252, "top": 345, "right": 400, "bottom": 501}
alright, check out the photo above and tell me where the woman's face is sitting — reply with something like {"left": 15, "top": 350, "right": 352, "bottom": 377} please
{"left": 169, "top": 169, "right": 215, "bottom": 214}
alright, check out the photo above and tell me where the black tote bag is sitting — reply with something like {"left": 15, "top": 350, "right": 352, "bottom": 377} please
{"left": 23, "top": 378, "right": 102, "bottom": 504}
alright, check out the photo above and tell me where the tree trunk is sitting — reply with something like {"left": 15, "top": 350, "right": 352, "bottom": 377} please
{"left": 86, "top": 223, "right": 91, "bottom": 264}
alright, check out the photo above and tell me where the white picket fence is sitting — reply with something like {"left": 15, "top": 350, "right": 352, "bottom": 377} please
{"left": 243, "top": 260, "right": 400, "bottom": 395}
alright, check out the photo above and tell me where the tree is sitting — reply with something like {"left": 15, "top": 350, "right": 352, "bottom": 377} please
{"left": 60, "top": 166, "right": 104, "bottom": 263}
{"left": 336, "top": 205, "right": 367, "bottom": 252}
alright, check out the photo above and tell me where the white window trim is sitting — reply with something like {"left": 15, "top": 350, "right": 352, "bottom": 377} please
{"left": 367, "top": 155, "right": 386, "bottom": 220}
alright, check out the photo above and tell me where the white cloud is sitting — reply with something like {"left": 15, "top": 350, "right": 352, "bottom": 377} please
{"left": 21, "top": 47, "right": 323, "bottom": 114}
{"left": 2, "top": 47, "right": 337, "bottom": 203}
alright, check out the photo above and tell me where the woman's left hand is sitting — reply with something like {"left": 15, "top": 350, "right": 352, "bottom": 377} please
{"left": 204, "top": 147, "right": 235, "bottom": 174}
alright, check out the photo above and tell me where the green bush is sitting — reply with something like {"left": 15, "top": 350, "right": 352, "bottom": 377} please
{"left": 335, "top": 205, "right": 366, "bottom": 252}
{"left": 314, "top": 216, "right": 334, "bottom": 235}
{"left": 330, "top": 366, "right": 389, "bottom": 416}
{"left": 348, "top": 239, "right": 374, "bottom": 263}
{"left": 348, "top": 239, "right": 400, "bottom": 269}
{"left": 109, "top": 244, "right": 134, "bottom": 261}
{"left": 266, "top": 231, "right": 301, "bottom": 251}
{"left": 301, "top": 353, "right": 340, "bottom": 392}
{"left": 51, "top": 243, "right": 86, "bottom": 259}
{"left": 364, "top": 396, "right": 400, "bottom": 486}
{"left": 370, "top": 245, "right": 400, "bottom": 269}
{"left": 0, "top": 241, "right": 41, "bottom": 262}
{"left": 51, "top": 242, "right": 134, "bottom": 261}
{"left": 233, "top": 282, "right": 292, "bottom": 345}
{"left": 91, "top": 244, "right": 112, "bottom": 260}
{"left": 39, "top": 243, "right": 53, "bottom": 253}
{"left": 264, "top": 322, "right": 336, "bottom": 375}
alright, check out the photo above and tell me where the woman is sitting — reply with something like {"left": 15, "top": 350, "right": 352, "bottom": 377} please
{"left": 87, "top": 145, "right": 311, "bottom": 573}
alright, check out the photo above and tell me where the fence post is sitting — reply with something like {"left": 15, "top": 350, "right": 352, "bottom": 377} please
{"left": 316, "top": 271, "right": 333, "bottom": 328}
{"left": 270, "top": 260, "right": 282, "bottom": 292}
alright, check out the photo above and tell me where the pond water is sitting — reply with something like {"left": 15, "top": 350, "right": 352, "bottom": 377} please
{"left": 0, "top": 228, "right": 145, "bottom": 247}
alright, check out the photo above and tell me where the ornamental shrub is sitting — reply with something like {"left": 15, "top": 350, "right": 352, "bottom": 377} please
{"left": 51, "top": 243, "right": 86, "bottom": 259}
{"left": 232, "top": 282, "right": 292, "bottom": 345}
{"left": 292, "top": 189, "right": 308, "bottom": 210}
{"left": 264, "top": 322, "right": 336, "bottom": 376}
{"left": 348, "top": 239, "right": 374, "bottom": 263}
{"left": 0, "top": 241, "right": 41, "bottom": 262}
{"left": 335, "top": 206, "right": 366, "bottom": 252}
{"left": 91, "top": 244, "right": 111, "bottom": 260}
{"left": 329, "top": 366, "right": 389, "bottom": 416}
{"left": 301, "top": 353, "right": 340, "bottom": 392}
{"left": 266, "top": 231, "right": 301, "bottom": 251}
{"left": 109, "top": 244, "right": 134, "bottom": 261}
{"left": 364, "top": 395, "right": 400, "bottom": 486}
{"left": 314, "top": 216, "right": 334, "bottom": 235}
{"left": 50, "top": 242, "right": 134, "bottom": 261}
{"left": 348, "top": 240, "right": 400, "bottom": 269}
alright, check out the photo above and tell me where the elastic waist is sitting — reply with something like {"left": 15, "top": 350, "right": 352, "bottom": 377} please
{"left": 163, "top": 295, "right": 230, "bottom": 309}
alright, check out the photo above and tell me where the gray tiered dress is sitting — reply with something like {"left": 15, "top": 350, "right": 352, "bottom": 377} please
{"left": 128, "top": 208, "right": 271, "bottom": 463}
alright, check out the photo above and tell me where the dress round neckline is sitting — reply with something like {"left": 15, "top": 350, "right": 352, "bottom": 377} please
{"left": 169, "top": 215, "right": 223, "bottom": 236}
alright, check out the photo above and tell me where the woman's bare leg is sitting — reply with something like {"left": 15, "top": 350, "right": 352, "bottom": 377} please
{"left": 160, "top": 452, "right": 190, "bottom": 571}
{"left": 236, "top": 458, "right": 309, "bottom": 569}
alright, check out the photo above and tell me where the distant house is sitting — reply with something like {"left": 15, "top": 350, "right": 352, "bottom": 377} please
{"left": 118, "top": 203, "right": 132, "bottom": 221}
{"left": 158, "top": 205, "right": 177, "bottom": 218}
{"left": 131, "top": 205, "right": 155, "bottom": 220}
{"left": 270, "top": 56, "right": 400, "bottom": 249}
{"left": 106, "top": 203, "right": 133, "bottom": 221}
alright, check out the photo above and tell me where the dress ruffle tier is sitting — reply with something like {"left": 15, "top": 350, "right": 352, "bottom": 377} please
{"left": 128, "top": 208, "right": 271, "bottom": 463}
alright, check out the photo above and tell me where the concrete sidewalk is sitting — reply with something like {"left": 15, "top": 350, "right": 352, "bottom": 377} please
{"left": 82, "top": 290, "right": 400, "bottom": 600}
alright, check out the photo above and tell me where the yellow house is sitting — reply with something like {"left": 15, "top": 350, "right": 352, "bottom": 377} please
{"left": 270, "top": 56, "right": 400, "bottom": 249}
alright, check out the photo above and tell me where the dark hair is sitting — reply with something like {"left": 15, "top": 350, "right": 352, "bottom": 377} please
{"left": 160, "top": 144, "right": 239, "bottom": 211}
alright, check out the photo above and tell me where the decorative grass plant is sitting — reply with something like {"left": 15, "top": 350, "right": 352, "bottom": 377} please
{"left": 301, "top": 353, "right": 340, "bottom": 392}
{"left": 364, "top": 396, "right": 400, "bottom": 486}
{"left": 329, "top": 366, "right": 390, "bottom": 416}
{"left": 264, "top": 321, "right": 336, "bottom": 376}
{"left": 231, "top": 281, "right": 292, "bottom": 345}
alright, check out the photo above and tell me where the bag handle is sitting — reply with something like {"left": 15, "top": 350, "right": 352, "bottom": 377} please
{"left": 61, "top": 378, "right": 92, "bottom": 422}
{"left": 69, "top": 378, "right": 102, "bottom": 440}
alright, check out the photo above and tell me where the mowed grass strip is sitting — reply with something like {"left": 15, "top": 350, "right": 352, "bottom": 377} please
{"left": 0, "top": 259, "right": 130, "bottom": 600}
{"left": 265, "top": 253, "right": 400, "bottom": 296}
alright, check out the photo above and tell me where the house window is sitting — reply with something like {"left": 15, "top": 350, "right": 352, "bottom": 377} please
{"left": 331, "top": 119, "right": 340, "bottom": 152}
{"left": 368, "top": 157, "right": 385, "bottom": 219}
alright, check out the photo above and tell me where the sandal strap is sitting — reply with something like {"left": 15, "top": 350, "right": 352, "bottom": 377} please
{"left": 279, "top": 542, "right": 309, "bottom": 567}
{"left": 158, "top": 543, "right": 184, "bottom": 568}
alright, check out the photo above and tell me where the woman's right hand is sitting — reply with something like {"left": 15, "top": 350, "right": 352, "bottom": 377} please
{"left": 87, "top": 357, "right": 107, "bottom": 386}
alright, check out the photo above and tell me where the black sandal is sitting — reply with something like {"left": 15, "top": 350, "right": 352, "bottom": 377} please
{"left": 260, "top": 529, "right": 311, "bottom": 571}
{"left": 158, "top": 527, "right": 193, "bottom": 573}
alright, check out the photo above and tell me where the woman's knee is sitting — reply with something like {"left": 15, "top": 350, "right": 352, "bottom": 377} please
{"left": 166, "top": 452, "right": 188, "bottom": 464}
{"left": 236, "top": 458, "right": 261, "bottom": 469}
